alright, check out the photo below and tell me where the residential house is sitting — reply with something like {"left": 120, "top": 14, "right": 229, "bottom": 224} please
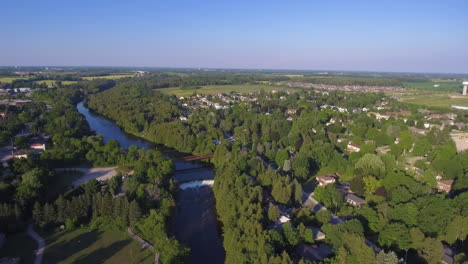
{"left": 347, "top": 142, "right": 361, "bottom": 152}
{"left": 287, "top": 108, "right": 297, "bottom": 115}
{"left": 30, "top": 143, "right": 46, "bottom": 151}
{"left": 437, "top": 180, "right": 454, "bottom": 193}
{"left": 337, "top": 138, "right": 347, "bottom": 143}
{"left": 296, "top": 244, "right": 333, "bottom": 262}
{"left": 418, "top": 109, "right": 431, "bottom": 115}
{"left": 376, "top": 146, "right": 390, "bottom": 154}
{"left": 444, "top": 113, "right": 457, "bottom": 120}
{"left": 426, "top": 114, "right": 442, "bottom": 120}
{"left": 306, "top": 227, "right": 326, "bottom": 241}
{"left": 316, "top": 174, "right": 336, "bottom": 186}
{"left": 13, "top": 151, "right": 28, "bottom": 159}
{"left": 345, "top": 194, "right": 366, "bottom": 207}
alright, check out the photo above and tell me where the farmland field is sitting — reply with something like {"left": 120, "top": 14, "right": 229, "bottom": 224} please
{"left": 36, "top": 80, "right": 78, "bottom": 85}
{"left": 159, "top": 83, "right": 300, "bottom": 96}
{"left": 402, "top": 80, "right": 461, "bottom": 92}
{"left": 0, "top": 77, "right": 28, "bottom": 83}
{"left": 82, "top": 75, "right": 135, "bottom": 80}
{"left": 43, "top": 228, "right": 153, "bottom": 264}
{"left": 393, "top": 90, "right": 468, "bottom": 109}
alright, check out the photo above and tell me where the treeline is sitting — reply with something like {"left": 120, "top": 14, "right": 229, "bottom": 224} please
{"left": 298, "top": 76, "right": 402, "bottom": 87}
{"left": 32, "top": 191, "right": 141, "bottom": 231}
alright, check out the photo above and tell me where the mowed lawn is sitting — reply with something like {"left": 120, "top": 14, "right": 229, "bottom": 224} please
{"left": 82, "top": 75, "right": 135, "bottom": 80}
{"left": 159, "top": 83, "right": 301, "bottom": 96}
{"left": 43, "top": 228, "right": 153, "bottom": 264}
{"left": 0, "top": 232, "right": 37, "bottom": 264}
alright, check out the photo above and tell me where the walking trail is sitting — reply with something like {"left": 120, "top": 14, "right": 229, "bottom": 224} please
{"left": 27, "top": 224, "right": 45, "bottom": 264}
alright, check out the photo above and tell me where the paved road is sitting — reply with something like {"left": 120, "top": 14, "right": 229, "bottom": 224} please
{"left": 55, "top": 167, "right": 117, "bottom": 188}
{"left": 27, "top": 224, "right": 45, "bottom": 264}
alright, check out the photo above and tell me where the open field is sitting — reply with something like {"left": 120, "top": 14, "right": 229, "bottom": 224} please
{"left": 54, "top": 167, "right": 117, "bottom": 188}
{"left": 83, "top": 74, "right": 135, "bottom": 80}
{"left": 0, "top": 232, "right": 37, "bottom": 264}
{"left": 43, "top": 228, "right": 153, "bottom": 264}
{"left": 402, "top": 81, "right": 461, "bottom": 92}
{"left": 36, "top": 80, "right": 78, "bottom": 85}
{"left": 394, "top": 91, "right": 468, "bottom": 109}
{"left": 159, "top": 83, "right": 301, "bottom": 96}
{"left": 0, "top": 77, "right": 28, "bottom": 83}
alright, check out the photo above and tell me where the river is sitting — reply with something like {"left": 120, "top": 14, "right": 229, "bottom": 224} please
{"left": 77, "top": 101, "right": 225, "bottom": 264}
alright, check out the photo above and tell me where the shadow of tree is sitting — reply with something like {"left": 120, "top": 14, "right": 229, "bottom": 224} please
{"left": 72, "top": 239, "right": 130, "bottom": 264}
{"left": 44, "top": 230, "right": 102, "bottom": 264}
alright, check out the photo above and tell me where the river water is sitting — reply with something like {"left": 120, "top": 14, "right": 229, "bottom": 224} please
{"left": 77, "top": 101, "right": 225, "bottom": 263}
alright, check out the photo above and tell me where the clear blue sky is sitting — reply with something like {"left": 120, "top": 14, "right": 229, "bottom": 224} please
{"left": 2, "top": 0, "right": 468, "bottom": 73}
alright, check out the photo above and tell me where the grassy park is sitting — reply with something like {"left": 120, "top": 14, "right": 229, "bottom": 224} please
{"left": 0, "top": 232, "right": 37, "bottom": 263}
{"left": 43, "top": 228, "right": 153, "bottom": 264}
{"left": 82, "top": 74, "right": 135, "bottom": 80}
{"left": 159, "top": 83, "right": 299, "bottom": 96}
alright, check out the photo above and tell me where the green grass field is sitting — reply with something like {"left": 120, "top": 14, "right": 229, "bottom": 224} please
{"left": 36, "top": 80, "right": 78, "bottom": 86}
{"left": 0, "top": 232, "right": 37, "bottom": 263}
{"left": 159, "top": 83, "right": 300, "bottom": 96}
{"left": 402, "top": 81, "right": 461, "bottom": 92}
{"left": 83, "top": 75, "right": 135, "bottom": 81}
{"left": 0, "top": 77, "right": 28, "bottom": 83}
{"left": 43, "top": 228, "right": 153, "bottom": 264}
{"left": 395, "top": 91, "right": 468, "bottom": 109}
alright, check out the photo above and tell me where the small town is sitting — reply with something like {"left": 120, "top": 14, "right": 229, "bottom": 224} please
{"left": 1, "top": 1, "right": 468, "bottom": 263}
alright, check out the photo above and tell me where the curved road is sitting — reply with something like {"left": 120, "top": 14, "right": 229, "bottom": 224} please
{"left": 27, "top": 224, "right": 45, "bottom": 264}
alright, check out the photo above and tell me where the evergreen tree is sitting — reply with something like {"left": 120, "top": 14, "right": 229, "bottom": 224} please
{"left": 32, "top": 202, "right": 42, "bottom": 227}
{"left": 128, "top": 200, "right": 141, "bottom": 226}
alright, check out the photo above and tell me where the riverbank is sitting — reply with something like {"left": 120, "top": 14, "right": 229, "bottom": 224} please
{"left": 76, "top": 101, "right": 225, "bottom": 263}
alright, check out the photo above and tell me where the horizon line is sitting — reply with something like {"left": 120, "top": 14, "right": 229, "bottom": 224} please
{"left": 1, "top": 65, "right": 468, "bottom": 76}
